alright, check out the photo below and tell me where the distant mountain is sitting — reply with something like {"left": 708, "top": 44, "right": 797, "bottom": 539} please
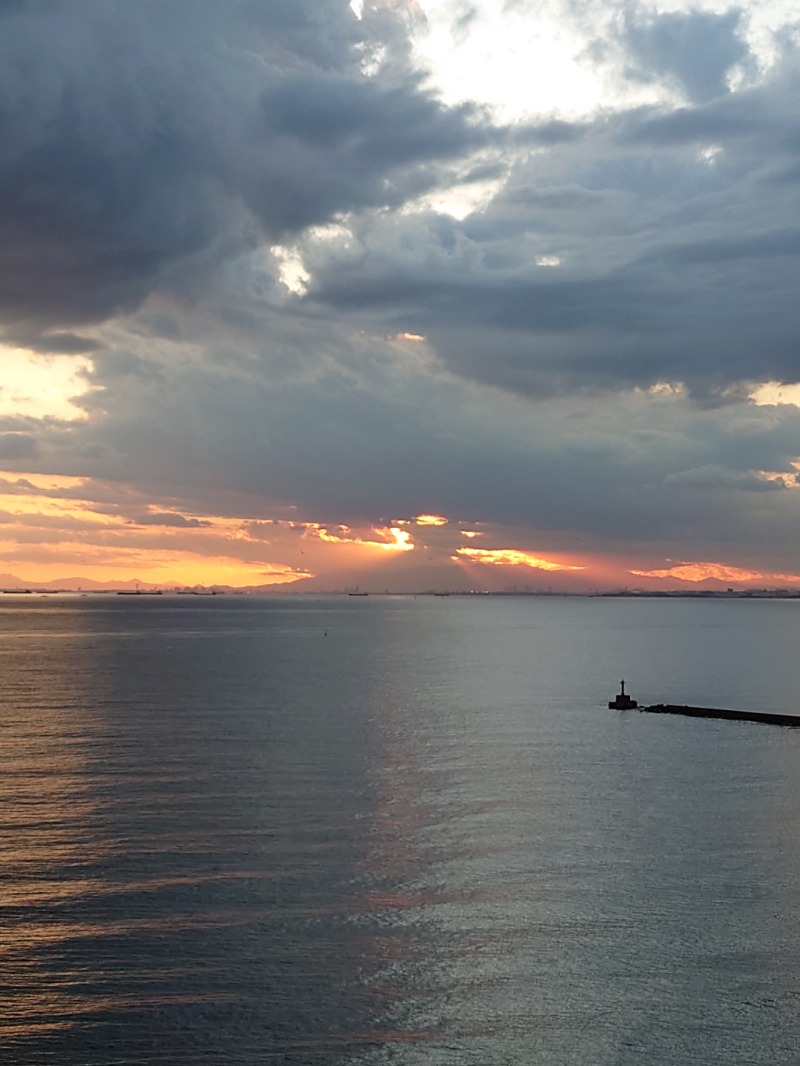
{"left": 0, "top": 573, "right": 152, "bottom": 591}
{"left": 250, "top": 562, "right": 486, "bottom": 595}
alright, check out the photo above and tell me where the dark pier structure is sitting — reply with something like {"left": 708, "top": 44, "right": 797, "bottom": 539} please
{"left": 642, "top": 704, "right": 800, "bottom": 728}
{"left": 609, "top": 681, "right": 638, "bottom": 710}
{"left": 608, "top": 683, "right": 800, "bottom": 727}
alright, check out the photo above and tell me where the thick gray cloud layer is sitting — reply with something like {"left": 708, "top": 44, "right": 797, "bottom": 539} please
{"left": 2, "top": 0, "right": 800, "bottom": 578}
{"left": 304, "top": 51, "right": 800, "bottom": 400}
{"left": 622, "top": 8, "right": 750, "bottom": 102}
{"left": 0, "top": 0, "right": 490, "bottom": 343}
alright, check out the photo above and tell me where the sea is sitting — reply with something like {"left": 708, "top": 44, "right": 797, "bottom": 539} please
{"left": 3, "top": 592, "right": 800, "bottom": 1065}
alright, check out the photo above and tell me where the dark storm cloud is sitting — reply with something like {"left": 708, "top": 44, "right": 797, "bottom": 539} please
{"left": 621, "top": 8, "right": 750, "bottom": 103}
{"left": 247, "top": 72, "right": 491, "bottom": 234}
{"left": 300, "top": 46, "right": 800, "bottom": 401}
{"left": 0, "top": 432, "right": 39, "bottom": 459}
{"left": 8, "top": 0, "right": 795, "bottom": 401}
{"left": 7, "top": 331, "right": 102, "bottom": 355}
{"left": 0, "top": 0, "right": 493, "bottom": 340}
{"left": 302, "top": 264, "right": 659, "bottom": 332}
{"left": 636, "top": 227, "right": 800, "bottom": 267}
{"left": 128, "top": 512, "right": 211, "bottom": 528}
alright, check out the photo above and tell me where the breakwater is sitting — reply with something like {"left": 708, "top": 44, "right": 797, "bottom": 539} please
{"left": 643, "top": 704, "right": 800, "bottom": 728}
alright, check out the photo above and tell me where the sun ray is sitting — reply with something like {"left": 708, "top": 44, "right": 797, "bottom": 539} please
{"left": 455, "top": 547, "right": 583, "bottom": 572}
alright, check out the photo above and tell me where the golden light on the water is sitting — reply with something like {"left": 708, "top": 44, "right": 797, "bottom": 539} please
{"left": 455, "top": 547, "right": 584, "bottom": 572}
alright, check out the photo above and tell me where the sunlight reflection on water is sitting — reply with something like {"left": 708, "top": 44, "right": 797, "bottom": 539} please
{"left": 2, "top": 596, "right": 800, "bottom": 1063}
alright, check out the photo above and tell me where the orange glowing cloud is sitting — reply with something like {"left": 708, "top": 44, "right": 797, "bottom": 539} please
{"left": 631, "top": 561, "right": 800, "bottom": 584}
{"left": 455, "top": 547, "right": 584, "bottom": 571}
{"left": 305, "top": 523, "right": 414, "bottom": 552}
{"left": 375, "top": 526, "right": 414, "bottom": 551}
{"left": 0, "top": 471, "right": 317, "bottom": 587}
{"left": 0, "top": 534, "right": 309, "bottom": 587}
{"left": 459, "top": 529, "right": 481, "bottom": 538}
{"left": 414, "top": 514, "right": 447, "bottom": 526}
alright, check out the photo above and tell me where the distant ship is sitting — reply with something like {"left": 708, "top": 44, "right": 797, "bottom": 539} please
{"left": 117, "top": 589, "right": 163, "bottom": 596}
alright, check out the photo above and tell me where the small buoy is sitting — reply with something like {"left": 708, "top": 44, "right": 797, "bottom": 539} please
{"left": 609, "top": 679, "right": 638, "bottom": 709}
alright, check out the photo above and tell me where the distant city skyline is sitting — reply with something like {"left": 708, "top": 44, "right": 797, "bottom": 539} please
{"left": 2, "top": 1, "right": 800, "bottom": 591}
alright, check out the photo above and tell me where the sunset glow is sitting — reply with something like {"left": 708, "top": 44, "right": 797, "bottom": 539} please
{"left": 630, "top": 562, "right": 800, "bottom": 585}
{"left": 751, "top": 382, "right": 800, "bottom": 408}
{"left": 455, "top": 547, "right": 584, "bottom": 572}
{"left": 0, "top": 0, "right": 798, "bottom": 593}
{"left": 0, "top": 349, "right": 91, "bottom": 420}
{"left": 378, "top": 527, "right": 414, "bottom": 551}
{"left": 306, "top": 523, "right": 415, "bottom": 553}
{"left": 2, "top": 462, "right": 797, "bottom": 592}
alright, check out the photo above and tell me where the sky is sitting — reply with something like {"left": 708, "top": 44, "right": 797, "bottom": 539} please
{"left": 1, "top": 0, "right": 800, "bottom": 592}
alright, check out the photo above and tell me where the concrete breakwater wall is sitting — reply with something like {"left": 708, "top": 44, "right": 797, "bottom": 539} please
{"left": 642, "top": 704, "right": 800, "bottom": 728}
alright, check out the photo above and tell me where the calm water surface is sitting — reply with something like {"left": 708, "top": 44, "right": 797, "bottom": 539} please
{"left": 2, "top": 594, "right": 800, "bottom": 1064}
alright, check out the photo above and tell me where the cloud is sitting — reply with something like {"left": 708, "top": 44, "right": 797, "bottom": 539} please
{"left": 1, "top": 0, "right": 800, "bottom": 587}
{"left": 129, "top": 512, "right": 212, "bottom": 528}
{"left": 10, "top": 306, "right": 797, "bottom": 578}
{"left": 663, "top": 464, "right": 791, "bottom": 491}
{"left": 299, "top": 47, "right": 800, "bottom": 400}
{"left": 621, "top": 8, "right": 750, "bottom": 103}
{"left": 8, "top": 331, "right": 103, "bottom": 355}
{"left": 455, "top": 547, "right": 584, "bottom": 572}
{"left": 0, "top": 0, "right": 494, "bottom": 342}
{"left": 0, "top": 432, "right": 39, "bottom": 459}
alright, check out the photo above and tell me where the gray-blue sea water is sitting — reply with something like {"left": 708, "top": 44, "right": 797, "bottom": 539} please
{"left": 3, "top": 593, "right": 800, "bottom": 1065}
